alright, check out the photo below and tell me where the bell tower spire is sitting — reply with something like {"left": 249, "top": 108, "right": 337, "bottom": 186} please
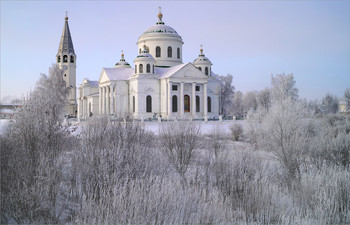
{"left": 56, "top": 12, "right": 77, "bottom": 116}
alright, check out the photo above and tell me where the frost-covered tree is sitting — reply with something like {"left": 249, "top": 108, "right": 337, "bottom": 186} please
{"left": 232, "top": 91, "right": 244, "bottom": 117}
{"left": 1, "top": 64, "right": 69, "bottom": 223}
{"left": 271, "top": 73, "right": 298, "bottom": 104}
{"left": 243, "top": 91, "right": 258, "bottom": 114}
{"left": 160, "top": 121, "right": 200, "bottom": 187}
{"left": 344, "top": 88, "right": 350, "bottom": 111}
{"left": 259, "top": 99, "right": 310, "bottom": 188}
{"left": 256, "top": 88, "right": 271, "bottom": 112}
{"left": 321, "top": 93, "right": 339, "bottom": 114}
{"left": 219, "top": 74, "right": 235, "bottom": 116}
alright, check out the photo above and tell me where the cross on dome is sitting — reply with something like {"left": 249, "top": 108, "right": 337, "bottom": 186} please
{"left": 157, "top": 6, "right": 163, "bottom": 22}
{"left": 121, "top": 50, "right": 124, "bottom": 59}
{"left": 65, "top": 11, "right": 68, "bottom": 20}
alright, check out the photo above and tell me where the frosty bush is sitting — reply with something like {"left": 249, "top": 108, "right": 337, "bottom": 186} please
{"left": 159, "top": 121, "right": 200, "bottom": 187}
{"left": 230, "top": 123, "right": 244, "bottom": 141}
{"left": 1, "top": 64, "right": 70, "bottom": 224}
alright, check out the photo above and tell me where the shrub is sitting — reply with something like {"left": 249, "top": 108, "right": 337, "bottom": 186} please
{"left": 230, "top": 123, "right": 243, "bottom": 141}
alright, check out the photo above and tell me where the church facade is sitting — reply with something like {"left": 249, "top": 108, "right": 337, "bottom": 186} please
{"left": 58, "top": 9, "right": 221, "bottom": 120}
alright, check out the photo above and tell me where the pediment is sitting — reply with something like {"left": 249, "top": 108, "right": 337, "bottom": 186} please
{"left": 165, "top": 63, "right": 209, "bottom": 80}
{"left": 99, "top": 69, "right": 110, "bottom": 84}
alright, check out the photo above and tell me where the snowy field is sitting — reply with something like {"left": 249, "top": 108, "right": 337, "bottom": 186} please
{"left": 1, "top": 118, "right": 246, "bottom": 136}
{"left": 143, "top": 120, "right": 246, "bottom": 135}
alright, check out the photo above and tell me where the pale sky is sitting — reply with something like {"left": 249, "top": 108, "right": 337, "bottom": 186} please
{"left": 1, "top": 1, "right": 349, "bottom": 102}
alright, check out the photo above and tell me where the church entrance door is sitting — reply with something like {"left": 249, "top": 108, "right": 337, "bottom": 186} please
{"left": 184, "top": 95, "right": 190, "bottom": 112}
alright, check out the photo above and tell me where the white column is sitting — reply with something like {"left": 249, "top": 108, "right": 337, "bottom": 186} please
{"left": 106, "top": 86, "right": 109, "bottom": 115}
{"left": 98, "top": 87, "right": 102, "bottom": 114}
{"left": 111, "top": 86, "right": 115, "bottom": 115}
{"left": 82, "top": 98, "right": 86, "bottom": 119}
{"left": 192, "top": 82, "right": 196, "bottom": 117}
{"left": 102, "top": 87, "right": 105, "bottom": 114}
{"left": 107, "top": 86, "right": 110, "bottom": 115}
{"left": 180, "top": 82, "right": 184, "bottom": 117}
{"left": 204, "top": 83, "right": 207, "bottom": 117}
{"left": 168, "top": 81, "right": 172, "bottom": 117}
{"left": 114, "top": 85, "right": 118, "bottom": 117}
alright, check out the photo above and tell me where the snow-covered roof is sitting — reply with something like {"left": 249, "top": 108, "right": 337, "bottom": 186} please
{"left": 103, "top": 67, "right": 134, "bottom": 80}
{"left": 89, "top": 81, "right": 99, "bottom": 87}
{"left": 156, "top": 63, "right": 187, "bottom": 78}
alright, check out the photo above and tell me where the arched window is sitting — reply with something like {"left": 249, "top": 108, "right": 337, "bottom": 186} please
{"left": 207, "top": 97, "right": 211, "bottom": 113}
{"left": 146, "top": 95, "right": 152, "bottom": 112}
{"left": 139, "top": 64, "right": 143, "bottom": 73}
{"left": 177, "top": 48, "right": 180, "bottom": 59}
{"left": 172, "top": 95, "right": 178, "bottom": 112}
{"left": 146, "top": 64, "right": 151, "bottom": 73}
{"left": 70, "top": 55, "right": 74, "bottom": 63}
{"left": 156, "top": 46, "right": 161, "bottom": 57}
{"left": 133, "top": 96, "right": 135, "bottom": 113}
{"left": 184, "top": 95, "right": 190, "bottom": 112}
{"left": 196, "top": 96, "right": 200, "bottom": 112}
{"left": 168, "top": 46, "right": 172, "bottom": 58}
{"left": 57, "top": 55, "right": 61, "bottom": 63}
{"left": 63, "top": 55, "right": 68, "bottom": 62}
{"left": 198, "top": 67, "right": 202, "bottom": 71}
{"left": 205, "top": 67, "right": 209, "bottom": 75}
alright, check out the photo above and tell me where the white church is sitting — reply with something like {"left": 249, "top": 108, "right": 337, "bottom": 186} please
{"left": 57, "top": 9, "right": 221, "bottom": 120}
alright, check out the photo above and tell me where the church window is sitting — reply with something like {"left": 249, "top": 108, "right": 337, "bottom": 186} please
{"left": 64, "top": 74, "right": 66, "bottom": 77}
{"left": 172, "top": 85, "right": 178, "bottom": 91}
{"left": 168, "top": 46, "right": 172, "bottom": 58}
{"left": 139, "top": 48, "right": 141, "bottom": 54}
{"left": 57, "top": 56, "right": 61, "bottom": 63}
{"left": 70, "top": 55, "right": 74, "bottom": 63}
{"left": 139, "top": 64, "right": 143, "bottom": 73}
{"left": 196, "top": 86, "right": 200, "bottom": 91}
{"left": 207, "top": 97, "right": 211, "bottom": 112}
{"left": 146, "top": 95, "right": 152, "bottom": 112}
{"left": 63, "top": 55, "right": 68, "bottom": 62}
{"left": 198, "top": 67, "right": 202, "bottom": 71}
{"left": 172, "top": 95, "right": 178, "bottom": 112}
{"left": 177, "top": 48, "right": 180, "bottom": 59}
{"left": 133, "top": 96, "right": 135, "bottom": 113}
{"left": 146, "top": 64, "right": 151, "bottom": 73}
{"left": 156, "top": 46, "right": 161, "bottom": 57}
{"left": 205, "top": 67, "right": 209, "bottom": 75}
{"left": 153, "top": 65, "right": 154, "bottom": 73}
{"left": 184, "top": 95, "right": 190, "bottom": 112}
{"left": 196, "top": 96, "right": 200, "bottom": 112}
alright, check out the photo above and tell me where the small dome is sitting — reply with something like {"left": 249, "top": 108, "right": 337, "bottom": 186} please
{"left": 193, "top": 46, "right": 212, "bottom": 65}
{"left": 135, "top": 46, "right": 155, "bottom": 61}
{"left": 115, "top": 50, "right": 131, "bottom": 68}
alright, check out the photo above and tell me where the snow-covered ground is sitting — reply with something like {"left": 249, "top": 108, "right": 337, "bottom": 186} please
{"left": 0, "top": 119, "right": 10, "bottom": 134}
{"left": 1, "top": 118, "right": 247, "bottom": 135}
{"left": 143, "top": 120, "right": 246, "bottom": 135}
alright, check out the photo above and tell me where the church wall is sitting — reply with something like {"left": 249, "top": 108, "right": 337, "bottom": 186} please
{"left": 138, "top": 39, "right": 183, "bottom": 67}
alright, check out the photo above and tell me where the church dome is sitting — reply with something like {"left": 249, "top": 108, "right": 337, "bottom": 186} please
{"left": 136, "top": 7, "right": 184, "bottom": 67}
{"left": 115, "top": 51, "right": 131, "bottom": 68}
{"left": 138, "top": 7, "right": 182, "bottom": 42}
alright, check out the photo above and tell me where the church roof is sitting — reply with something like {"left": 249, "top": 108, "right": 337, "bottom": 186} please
{"left": 156, "top": 63, "right": 187, "bottom": 78}
{"left": 103, "top": 67, "right": 134, "bottom": 81}
{"left": 57, "top": 16, "right": 75, "bottom": 55}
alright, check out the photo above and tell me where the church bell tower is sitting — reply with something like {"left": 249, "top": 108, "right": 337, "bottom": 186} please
{"left": 56, "top": 12, "right": 77, "bottom": 116}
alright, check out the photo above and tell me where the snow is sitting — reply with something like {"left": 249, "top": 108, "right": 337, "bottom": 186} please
{"left": 143, "top": 120, "right": 246, "bottom": 135}
{"left": 0, "top": 119, "right": 10, "bottom": 134}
